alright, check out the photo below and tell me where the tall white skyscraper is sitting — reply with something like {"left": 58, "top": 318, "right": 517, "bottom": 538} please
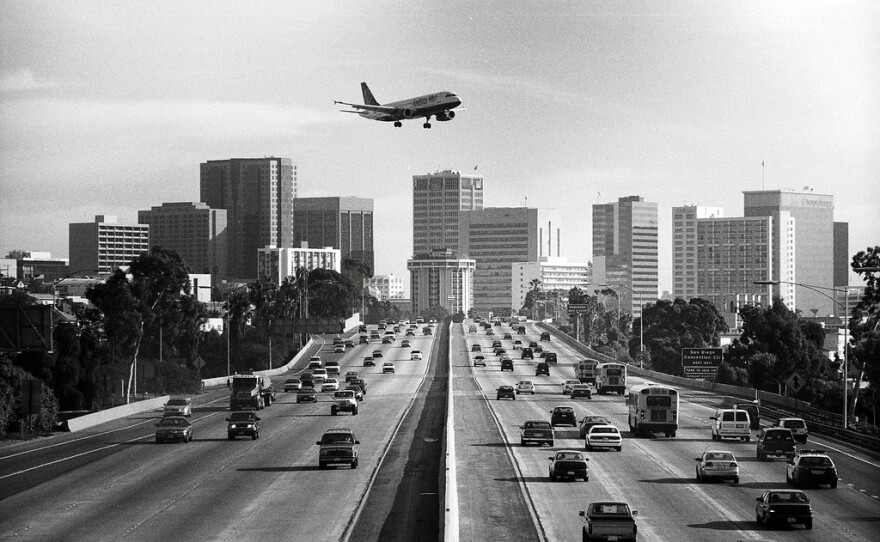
{"left": 412, "top": 170, "right": 483, "bottom": 256}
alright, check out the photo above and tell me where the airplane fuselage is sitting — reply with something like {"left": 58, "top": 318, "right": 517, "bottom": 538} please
{"left": 359, "top": 91, "right": 461, "bottom": 122}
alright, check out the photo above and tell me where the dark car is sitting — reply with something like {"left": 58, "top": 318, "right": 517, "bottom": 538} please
{"left": 345, "top": 385, "right": 364, "bottom": 401}
{"left": 734, "top": 402, "right": 762, "bottom": 429}
{"left": 359, "top": 335, "right": 369, "bottom": 344}
{"left": 548, "top": 449, "right": 589, "bottom": 481}
{"left": 471, "top": 344, "right": 482, "bottom": 352}
{"left": 540, "top": 331, "right": 551, "bottom": 341}
{"left": 155, "top": 416, "right": 193, "bottom": 443}
{"left": 363, "top": 356, "right": 375, "bottom": 367}
{"left": 551, "top": 406, "right": 577, "bottom": 427}
{"left": 296, "top": 387, "right": 318, "bottom": 403}
{"left": 497, "top": 385, "right": 516, "bottom": 400}
{"left": 570, "top": 384, "right": 592, "bottom": 399}
{"left": 317, "top": 428, "right": 360, "bottom": 469}
{"left": 786, "top": 449, "right": 838, "bottom": 488}
{"left": 503, "top": 333, "right": 513, "bottom": 340}
{"left": 517, "top": 325, "right": 526, "bottom": 334}
{"left": 755, "top": 490, "right": 813, "bottom": 529}
{"left": 536, "top": 362, "right": 550, "bottom": 376}
{"left": 757, "top": 428, "right": 796, "bottom": 461}
{"left": 521, "top": 420, "right": 554, "bottom": 446}
{"left": 545, "top": 352, "right": 558, "bottom": 364}
{"left": 350, "top": 378, "right": 367, "bottom": 395}
{"left": 226, "top": 411, "right": 261, "bottom": 440}
{"left": 579, "top": 415, "right": 611, "bottom": 437}
{"left": 501, "top": 358, "right": 514, "bottom": 371}
{"left": 521, "top": 347, "right": 534, "bottom": 360}
{"left": 528, "top": 341, "right": 538, "bottom": 349}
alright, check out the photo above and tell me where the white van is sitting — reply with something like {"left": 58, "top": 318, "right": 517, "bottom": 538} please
{"left": 710, "top": 409, "right": 751, "bottom": 441}
{"left": 324, "top": 360, "right": 340, "bottom": 375}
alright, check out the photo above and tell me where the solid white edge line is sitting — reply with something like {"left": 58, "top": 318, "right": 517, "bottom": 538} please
{"left": 445, "top": 322, "right": 459, "bottom": 542}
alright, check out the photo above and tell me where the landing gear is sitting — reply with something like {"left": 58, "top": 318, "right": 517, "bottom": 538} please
{"left": 423, "top": 116, "right": 432, "bottom": 129}
{"left": 394, "top": 121, "right": 402, "bottom": 127}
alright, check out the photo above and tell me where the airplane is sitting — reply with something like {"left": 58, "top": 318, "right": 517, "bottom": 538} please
{"left": 334, "top": 82, "right": 462, "bottom": 129}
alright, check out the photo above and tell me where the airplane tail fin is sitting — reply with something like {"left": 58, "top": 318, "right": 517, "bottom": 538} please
{"left": 361, "top": 82, "right": 379, "bottom": 106}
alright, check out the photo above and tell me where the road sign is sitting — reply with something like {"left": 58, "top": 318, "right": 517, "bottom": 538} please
{"left": 682, "top": 347, "right": 723, "bottom": 380}
{"left": 786, "top": 372, "right": 805, "bottom": 394}
{"left": 568, "top": 304, "right": 590, "bottom": 314}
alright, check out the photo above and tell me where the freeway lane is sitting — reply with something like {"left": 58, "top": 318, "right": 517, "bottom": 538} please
{"left": 459, "top": 320, "right": 880, "bottom": 542}
{"left": 0, "top": 325, "right": 435, "bottom": 541}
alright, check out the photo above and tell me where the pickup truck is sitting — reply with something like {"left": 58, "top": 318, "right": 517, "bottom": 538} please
{"left": 756, "top": 427, "right": 796, "bottom": 460}
{"left": 579, "top": 501, "right": 638, "bottom": 541}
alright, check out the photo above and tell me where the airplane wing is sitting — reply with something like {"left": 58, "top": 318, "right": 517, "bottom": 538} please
{"left": 333, "top": 100, "right": 397, "bottom": 113}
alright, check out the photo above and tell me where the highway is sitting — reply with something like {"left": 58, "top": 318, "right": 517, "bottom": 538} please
{"left": 1, "top": 320, "right": 879, "bottom": 541}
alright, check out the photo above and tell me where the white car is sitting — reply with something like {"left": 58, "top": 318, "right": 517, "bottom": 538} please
{"left": 383, "top": 362, "right": 396, "bottom": 374}
{"left": 516, "top": 380, "right": 536, "bottom": 395}
{"left": 321, "top": 378, "right": 339, "bottom": 392}
{"left": 163, "top": 398, "right": 192, "bottom": 417}
{"left": 411, "top": 350, "right": 423, "bottom": 360}
{"left": 695, "top": 450, "right": 739, "bottom": 483}
{"left": 308, "top": 356, "right": 322, "bottom": 369}
{"left": 562, "top": 379, "right": 580, "bottom": 394}
{"left": 585, "top": 424, "right": 623, "bottom": 452}
{"left": 283, "top": 378, "right": 301, "bottom": 392}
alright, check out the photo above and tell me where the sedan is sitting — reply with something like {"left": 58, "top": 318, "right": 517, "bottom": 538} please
{"left": 695, "top": 450, "right": 739, "bottom": 483}
{"left": 321, "top": 378, "right": 339, "bottom": 392}
{"left": 226, "top": 411, "right": 260, "bottom": 440}
{"left": 296, "top": 387, "right": 317, "bottom": 403}
{"left": 382, "top": 362, "right": 395, "bottom": 374}
{"left": 579, "top": 415, "right": 611, "bottom": 437}
{"left": 283, "top": 378, "right": 302, "bottom": 392}
{"left": 570, "top": 384, "right": 592, "bottom": 399}
{"left": 155, "top": 416, "right": 193, "bottom": 443}
{"left": 755, "top": 490, "right": 813, "bottom": 529}
{"left": 585, "top": 424, "right": 623, "bottom": 452}
{"left": 550, "top": 406, "right": 577, "bottom": 427}
{"left": 548, "top": 450, "right": 589, "bottom": 481}
{"left": 334, "top": 344, "right": 345, "bottom": 353}
{"left": 516, "top": 380, "right": 536, "bottom": 395}
{"left": 401, "top": 339, "right": 411, "bottom": 347}
{"left": 562, "top": 379, "right": 580, "bottom": 394}
{"left": 411, "top": 350, "right": 423, "bottom": 360}
{"left": 345, "top": 385, "right": 364, "bottom": 401}
{"left": 363, "top": 356, "right": 375, "bottom": 367}
{"left": 471, "top": 344, "right": 482, "bottom": 352}
{"left": 163, "top": 397, "right": 192, "bottom": 417}
{"left": 497, "top": 385, "right": 516, "bottom": 400}
{"left": 372, "top": 350, "right": 383, "bottom": 358}
{"left": 345, "top": 371, "right": 359, "bottom": 382}
{"left": 473, "top": 355, "right": 486, "bottom": 367}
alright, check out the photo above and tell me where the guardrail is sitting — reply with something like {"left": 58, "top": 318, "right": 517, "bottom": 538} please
{"left": 537, "top": 322, "right": 880, "bottom": 452}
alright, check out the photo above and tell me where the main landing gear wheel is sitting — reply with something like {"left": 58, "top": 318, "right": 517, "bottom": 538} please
{"left": 394, "top": 121, "right": 402, "bottom": 127}
{"left": 423, "top": 122, "right": 431, "bottom": 129}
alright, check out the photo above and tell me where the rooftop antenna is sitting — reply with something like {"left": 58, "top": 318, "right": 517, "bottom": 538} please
{"left": 524, "top": 196, "right": 528, "bottom": 207}
{"left": 761, "top": 160, "right": 765, "bottom": 190}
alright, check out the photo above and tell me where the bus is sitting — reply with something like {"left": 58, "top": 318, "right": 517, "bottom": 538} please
{"left": 575, "top": 359, "right": 600, "bottom": 384}
{"left": 627, "top": 384, "right": 679, "bottom": 437}
{"left": 595, "top": 362, "right": 627, "bottom": 395}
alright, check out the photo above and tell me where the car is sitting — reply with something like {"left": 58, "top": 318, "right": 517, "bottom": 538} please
{"left": 521, "top": 347, "right": 534, "bottom": 360}
{"left": 363, "top": 356, "right": 375, "bottom": 367}
{"left": 471, "top": 344, "right": 482, "bottom": 352}
{"left": 405, "top": 329, "right": 416, "bottom": 336}
{"left": 383, "top": 362, "right": 395, "bottom": 374}
{"left": 494, "top": 348, "right": 507, "bottom": 357}
{"left": 377, "top": 323, "right": 386, "bottom": 330}
{"left": 579, "top": 415, "right": 611, "bottom": 437}
{"left": 163, "top": 397, "right": 192, "bottom": 417}
{"left": 545, "top": 352, "right": 558, "bottom": 364}
{"left": 372, "top": 350, "right": 383, "bottom": 358}
{"left": 308, "top": 356, "right": 322, "bottom": 369}
{"left": 344, "top": 371, "right": 359, "bottom": 382}
{"left": 517, "top": 325, "right": 526, "bottom": 334}
{"left": 535, "top": 362, "right": 550, "bottom": 376}
{"left": 359, "top": 335, "right": 369, "bottom": 344}
{"left": 579, "top": 502, "right": 638, "bottom": 542}
{"left": 570, "top": 384, "right": 592, "bottom": 399}
{"left": 755, "top": 490, "right": 812, "bottom": 529}
{"left": 562, "top": 379, "right": 580, "bottom": 394}
{"left": 710, "top": 409, "right": 751, "bottom": 441}
{"left": 283, "top": 378, "right": 302, "bottom": 392}
{"left": 520, "top": 420, "right": 554, "bottom": 446}
{"left": 485, "top": 329, "right": 494, "bottom": 335}
{"left": 344, "top": 385, "right": 364, "bottom": 401}
{"left": 585, "top": 424, "right": 623, "bottom": 452}
{"left": 497, "top": 385, "right": 516, "bottom": 400}
{"left": 382, "top": 336, "right": 394, "bottom": 344}
{"left": 312, "top": 368, "right": 328, "bottom": 382}
{"left": 528, "top": 341, "right": 538, "bottom": 349}
{"left": 155, "top": 416, "right": 193, "bottom": 443}
{"left": 333, "top": 336, "right": 343, "bottom": 345}
{"left": 331, "top": 390, "right": 359, "bottom": 416}
{"left": 350, "top": 378, "right": 367, "bottom": 394}
{"left": 540, "top": 331, "right": 551, "bottom": 341}
{"left": 300, "top": 371, "right": 314, "bottom": 388}
{"left": 533, "top": 344, "right": 543, "bottom": 353}
{"left": 401, "top": 339, "right": 411, "bottom": 347}
{"left": 501, "top": 358, "right": 514, "bottom": 371}
{"left": 317, "top": 428, "right": 360, "bottom": 469}
{"left": 786, "top": 449, "right": 838, "bottom": 488}
{"left": 321, "top": 378, "right": 339, "bottom": 392}
{"left": 513, "top": 340, "right": 523, "bottom": 349}
{"left": 226, "top": 411, "right": 260, "bottom": 440}
{"left": 423, "top": 327, "right": 433, "bottom": 335}
{"left": 516, "top": 380, "right": 536, "bottom": 395}
{"left": 468, "top": 325, "right": 477, "bottom": 333}
{"left": 370, "top": 331, "right": 381, "bottom": 339}
{"left": 334, "top": 344, "right": 345, "bottom": 353}
{"left": 473, "top": 355, "right": 486, "bottom": 367}
{"left": 359, "top": 324, "right": 368, "bottom": 333}
{"left": 503, "top": 333, "right": 513, "bottom": 340}
{"left": 777, "top": 417, "right": 809, "bottom": 443}
{"left": 548, "top": 450, "right": 589, "bottom": 481}
{"left": 695, "top": 450, "right": 739, "bottom": 483}
{"left": 411, "top": 350, "right": 423, "bottom": 360}
{"left": 551, "top": 406, "right": 577, "bottom": 426}
{"left": 757, "top": 427, "right": 796, "bottom": 461}
{"left": 296, "top": 387, "right": 317, "bottom": 403}
{"left": 344, "top": 339, "right": 355, "bottom": 348}
{"left": 324, "top": 360, "right": 340, "bottom": 375}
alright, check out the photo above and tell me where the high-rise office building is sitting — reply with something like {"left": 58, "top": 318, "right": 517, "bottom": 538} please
{"left": 293, "top": 197, "right": 374, "bottom": 273}
{"left": 512, "top": 257, "right": 591, "bottom": 312}
{"left": 459, "top": 207, "right": 561, "bottom": 314}
{"left": 138, "top": 202, "right": 228, "bottom": 279}
{"left": 744, "top": 189, "right": 845, "bottom": 316}
{"left": 412, "top": 170, "right": 483, "bottom": 255}
{"left": 408, "top": 249, "right": 475, "bottom": 315}
{"left": 200, "top": 157, "right": 296, "bottom": 279}
{"left": 69, "top": 215, "right": 150, "bottom": 276}
{"left": 592, "top": 196, "right": 658, "bottom": 319}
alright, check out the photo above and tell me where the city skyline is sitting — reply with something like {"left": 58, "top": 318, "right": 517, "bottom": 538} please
{"left": 2, "top": 1, "right": 877, "bottom": 294}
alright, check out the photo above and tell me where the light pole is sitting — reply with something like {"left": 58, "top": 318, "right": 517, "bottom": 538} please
{"left": 598, "top": 283, "right": 644, "bottom": 367}
{"left": 754, "top": 279, "right": 861, "bottom": 429}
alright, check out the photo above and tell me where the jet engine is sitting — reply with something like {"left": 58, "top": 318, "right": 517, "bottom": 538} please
{"left": 436, "top": 110, "right": 456, "bottom": 122}
{"left": 403, "top": 108, "right": 415, "bottom": 118}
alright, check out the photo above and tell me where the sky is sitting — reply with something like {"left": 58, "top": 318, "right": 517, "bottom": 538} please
{"left": 1, "top": 0, "right": 878, "bottom": 294}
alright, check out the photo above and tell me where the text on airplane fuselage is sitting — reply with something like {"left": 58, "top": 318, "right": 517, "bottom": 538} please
{"left": 412, "top": 95, "right": 440, "bottom": 107}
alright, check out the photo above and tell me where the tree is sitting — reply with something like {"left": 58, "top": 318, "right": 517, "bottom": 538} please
{"left": 849, "top": 246, "right": 880, "bottom": 416}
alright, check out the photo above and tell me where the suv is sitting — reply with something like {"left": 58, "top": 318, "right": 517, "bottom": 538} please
{"left": 756, "top": 427, "right": 796, "bottom": 461}
{"left": 550, "top": 406, "right": 577, "bottom": 427}
{"left": 501, "top": 358, "right": 514, "bottom": 371}
{"left": 331, "top": 390, "right": 359, "bottom": 416}
{"left": 710, "top": 409, "right": 751, "bottom": 441}
{"left": 497, "top": 385, "right": 516, "bottom": 400}
{"left": 226, "top": 411, "right": 260, "bottom": 440}
{"left": 545, "top": 352, "right": 558, "bottom": 364}
{"left": 734, "top": 402, "right": 761, "bottom": 429}
{"left": 316, "top": 428, "right": 360, "bottom": 469}
{"left": 540, "top": 331, "right": 551, "bottom": 341}
{"left": 535, "top": 362, "right": 550, "bottom": 376}
{"left": 325, "top": 360, "right": 341, "bottom": 375}
{"left": 786, "top": 449, "right": 838, "bottom": 488}
{"left": 521, "top": 347, "right": 534, "bottom": 360}
{"left": 777, "top": 417, "right": 808, "bottom": 443}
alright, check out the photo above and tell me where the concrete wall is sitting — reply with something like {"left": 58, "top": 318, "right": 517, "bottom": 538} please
{"left": 67, "top": 395, "right": 170, "bottom": 432}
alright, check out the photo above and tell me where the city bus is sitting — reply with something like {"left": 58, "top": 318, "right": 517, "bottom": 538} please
{"left": 595, "top": 362, "right": 627, "bottom": 395}
{"left": 627, "top": 384, "right": 679, "bottom": 437}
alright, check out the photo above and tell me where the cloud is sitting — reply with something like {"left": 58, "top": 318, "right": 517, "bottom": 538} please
{"left": 0, "top": 69, "right": 61, "bottom": 92}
